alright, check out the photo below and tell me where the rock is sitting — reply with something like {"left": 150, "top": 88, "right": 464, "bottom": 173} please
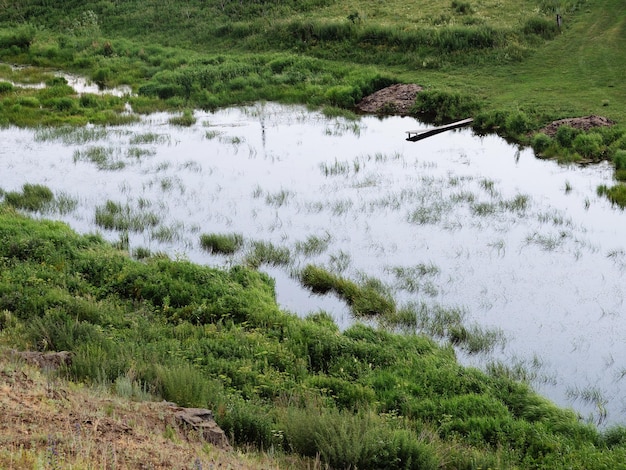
{"left": 171, "top": 407, "right": 231, "bottom": 450}
{"left": 10, "top": 350, "right": 72, "bottom": 370}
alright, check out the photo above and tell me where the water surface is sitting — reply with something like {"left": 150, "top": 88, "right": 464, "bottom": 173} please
{"left": 2, "top": 102, "right": 625, "bottom": 425}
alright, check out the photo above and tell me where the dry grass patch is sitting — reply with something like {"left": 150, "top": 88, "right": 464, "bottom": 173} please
{"left": 0, "top": 350, "right": 286, "bottom": 470}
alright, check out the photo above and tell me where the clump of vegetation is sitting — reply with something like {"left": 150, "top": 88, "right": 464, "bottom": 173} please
{"left": 244, "top": 240, "right": 292, "bottom": 267}
{"left": 411, "top": 90, "right": 481, "bottom": 124}
{"left": 597, "top": 184, "right": 626, "bottom": 208}
{"left": 451, "top": 0, "right": 473, "bottom": 15}
{"left": 3, "top": 183, "right": 53, "bottom": 211}
{"left": 94, "top": 200, "right": 160, "bottom": 232}
{"left": 300, "top": 264, "right": 395, "bottom": 317}
{"left": 169, "top": 109, "right": 196, "bottom": 127}
{"left": 613, "top": 150, "right": 626, "bottom": 181}
{"left": 200, "top": 232, "right": 244, "bottom": 255}
{"left": 73, "top": 146, "right": 125, "bottom": 170}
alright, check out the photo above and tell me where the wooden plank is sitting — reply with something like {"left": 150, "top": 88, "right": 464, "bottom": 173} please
{"left": 406, "top": 118, "right": 474, "bottom": 142}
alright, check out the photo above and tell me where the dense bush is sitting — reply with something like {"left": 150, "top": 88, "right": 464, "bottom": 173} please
{"left": 531, "top": 132, "right": 552, "bottom": 154}
{"left": 411, "top": 90, "right": 481, "bottom": 123}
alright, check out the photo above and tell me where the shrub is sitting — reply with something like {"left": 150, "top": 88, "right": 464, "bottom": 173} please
{"left": 0, "top": 24, "right": 36, "bottom": 51}
{"left": 504, "top": 111, "right": 534, "bottom": 137}
{"left": 555, "top": 125, "right": 580, "bottom": 147}
{"left": 613, "top": 149, "right": 626, "bottom": 170}
{"left": 199, "top": 232, "right": 243, "bottom": 255}
{"left": 217, "top": 398, "right": 274, "bottom": 448}
{"left": 0, "top": 81, "right": 13, "bottom": 93}
{"left": 324, "top": 85, "right": 360, "bottom": 108}
{"left": 156, "top": 363, "right": 211, "bottom": 407}
{"left": 411, "top": 90, "right": 480, "bottom": 123}
{"left": 532, "top": 132, "right": 552, "bottom": 154}
{"left": 572, "top": 132, "right": 604, "bottom": 158}
{"left": 50, "top": 97, "right": 76, "bottom": 112}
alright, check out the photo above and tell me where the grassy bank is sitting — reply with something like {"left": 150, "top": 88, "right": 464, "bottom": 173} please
{"left": 2, "top": 1, "right": 626, "bottom": 467}
{"left": 2, "top": 205, "right": 626, "bottom": 468}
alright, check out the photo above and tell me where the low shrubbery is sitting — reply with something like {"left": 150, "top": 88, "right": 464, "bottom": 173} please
{"left": 411, "top": 90, "right": 481, "bottom": 124}
{"left": 1, "top": 206, "right": 626, "bottom": 468}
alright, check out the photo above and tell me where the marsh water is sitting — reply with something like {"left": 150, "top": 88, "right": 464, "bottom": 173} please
{"left": 2, "top": 102, "right": 625, "bottom": 426}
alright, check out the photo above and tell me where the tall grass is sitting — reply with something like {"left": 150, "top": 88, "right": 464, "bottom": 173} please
{"left": 199, "top": 232, "right": 244, "bottom": 255}
{"left": 3, "top": 184, "right": 54, "bottom": 211}
{"left": 94, "top": 200, "right": 160, "bottom": 232}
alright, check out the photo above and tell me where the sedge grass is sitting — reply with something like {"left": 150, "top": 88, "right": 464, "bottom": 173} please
{"left": 199, "top": 232, "right": 244, "bottom": 255}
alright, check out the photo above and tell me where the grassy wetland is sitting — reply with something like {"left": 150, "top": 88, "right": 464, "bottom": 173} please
{"left": 2, "top": 0, "right": 626, "bottom": 468}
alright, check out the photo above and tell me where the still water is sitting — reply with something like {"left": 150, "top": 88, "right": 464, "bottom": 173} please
{"left": 2, "top": 102, "right": 625, "bottom": 425}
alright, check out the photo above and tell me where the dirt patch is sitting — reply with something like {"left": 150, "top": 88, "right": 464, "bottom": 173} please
{"left": 0, "top": 351, "right": 283, "bottom": 469}
{"left": 539, "top": 115, "right": 615, "bottom": 137}
{"left": 356, "top": 84, "right": 423, "bottom": 116}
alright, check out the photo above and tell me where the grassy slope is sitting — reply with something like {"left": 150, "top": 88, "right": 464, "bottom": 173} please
{"left": 480, "top": 0, "right": 626, "bottom": 120}
{"left": 380, "top": 0, "right": 625, "bottom": 123}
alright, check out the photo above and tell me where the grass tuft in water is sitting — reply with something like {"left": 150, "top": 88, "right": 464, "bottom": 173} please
{"left": 265, "top": 189, "right": 293, "bottom": 207}
{"left": 73, "top": 146, "right": 125, "bottom": 170}
{"left": 393, "top": 301, "right": 505, "bottom": 353}
{"left": 94, "top": 200, "right": 160, "bottom": 232}
{"left": 151, "top": 224, "right": 184, "bottom": 243}
{"left": 129, "top": 132, "right": 171, "bottom": 145}
{"left": 295, "top": 233, "right": 332, "bottom": 256}
{"left": 244, "top": 240, "right": 292, "bottom": 268}
{"left": 34, "top": 126, "right": 109, "bottom": 145}
{"left": 597, "top": 184, "right": 626, "bottom": 209}
{"left": 387, "top": 264, "right": 440, "bottom": 296}
{"left": 300, "top": 265, "right": 395, "bottom": 317}
{"left": 3, "top": 183, "right": 54, "bottom": 211}
{"left": 168, "top": 110, "right": 196, "bottom": 127}
{"left": 199, "top": 232, "right": 244, "bottom": 255}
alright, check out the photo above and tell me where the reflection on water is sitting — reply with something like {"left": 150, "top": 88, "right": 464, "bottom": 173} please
{"left": 1, "top": 62, "right": 132, "bottom": 96}
{"left": 1, "top": 102, "right": 625, "bottom": 425}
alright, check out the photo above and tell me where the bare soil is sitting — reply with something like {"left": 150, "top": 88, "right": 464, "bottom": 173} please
{"left": 0, "top": 351, "right": 287, "bottom": 469}
{"left": 356, "top": 84, "right": 423, "bottom": 115}
{"left": 539, "top": 115, "right": 615, "bottom": 136}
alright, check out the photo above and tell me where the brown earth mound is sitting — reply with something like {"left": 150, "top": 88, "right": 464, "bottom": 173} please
{"left": 356, "top": 84, "right": 423, "bottom": 115}
{"left": 539, "top": 115, "right": 615, "bottom": 137}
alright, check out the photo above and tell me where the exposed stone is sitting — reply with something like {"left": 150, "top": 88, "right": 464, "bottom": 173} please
{"left": 10, "top": 350, "right": 72, "bottom": 370}
{"left": 171, "top": 407, "right": 231, "bottom": 450}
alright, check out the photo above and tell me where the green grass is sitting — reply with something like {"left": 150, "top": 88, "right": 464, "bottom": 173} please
{"left": 199, "top": 232, "right": 244, "bottom": 255}
{"left": 3, "top": 184, "right": 54, "bottom": 212}
{"left": 94, "top": 200, "right": 161, "bottom": 232}
{"left": 2, "top": 206, "right": 626, "bottom": 468}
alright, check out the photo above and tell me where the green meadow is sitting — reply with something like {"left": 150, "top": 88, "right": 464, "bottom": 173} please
{"left": 2, "top": 0, "right": 626, "bottom": 467}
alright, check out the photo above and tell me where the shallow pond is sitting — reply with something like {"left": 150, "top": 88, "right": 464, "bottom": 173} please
{"left": 2, "top": 102, "right": 625, "bottom": 426}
